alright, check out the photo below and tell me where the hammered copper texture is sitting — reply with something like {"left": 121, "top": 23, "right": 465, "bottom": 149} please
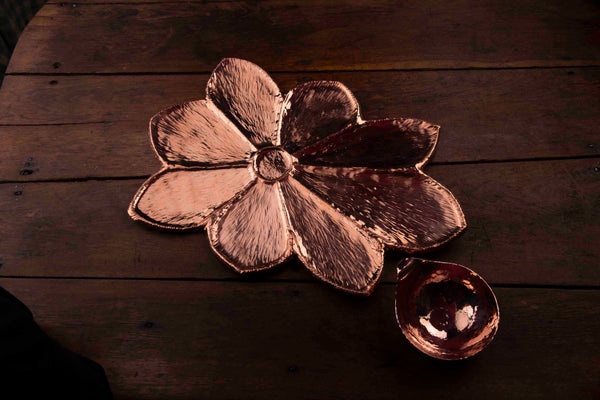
{"left": 280, "top": 81, "right": 359, "bottom": 154}
{"left": 253, "top": 147, "right": 294, "bottom": 182}
{"left": 206, "top": 58, "right": 283, "bottom": 146}
{"left": 293, "top": 165, "right": 465, "bottom": 252}
{"left": 130, "top": 167, "right": 254, "bottom": 229}
{"left": 129, "top": 58, "right": 467, "bottom": 295}
{"left": 295, "top": 118, "right": 439, "bottom": 169}
{"left": 151, "top": 100, "right": 255, "bottom": 167}
{"left": 281, "top": 177, "right": 384, "bottom": 294}
{"left": 396, "top": 258, "right": 499, "bottom": 359}
{"left": 208, "top": 181, "right": 292, "bottom": 272}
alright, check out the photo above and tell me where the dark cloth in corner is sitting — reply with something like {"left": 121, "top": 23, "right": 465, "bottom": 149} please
{"left": 0, "top": 287, "right": 113, "bottom": 399}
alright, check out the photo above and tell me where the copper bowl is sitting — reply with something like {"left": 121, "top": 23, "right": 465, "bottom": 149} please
{"left": 395, "top": 258, "right": 499, "bottom": 360}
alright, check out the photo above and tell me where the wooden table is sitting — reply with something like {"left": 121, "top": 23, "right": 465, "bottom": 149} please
{"left": 1, "top": 1, "right": 599, "bottom": 398}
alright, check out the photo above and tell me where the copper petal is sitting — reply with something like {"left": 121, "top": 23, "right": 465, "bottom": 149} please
{"left": 129, "top": 167, "right": 255, "bottom": 229}
{"left": 208, "top": 181, "right": 291, "bottom": 272}
{"left": 150, "top": 100, "right": 256, "bottom": 167}
{"left": 293, "top": 165, "right": 466, "bottom": 252}
{"left": 207, "top": 58, "right": 282, "bottom": 147}
{"left": 295, "top": 118, "right": 439, "bottom": 169}
{"left": 280, "top": 81, "right": 359, "bottom": 154}
{"left": 280, "top": 178, "right": 384, "bottom": 295}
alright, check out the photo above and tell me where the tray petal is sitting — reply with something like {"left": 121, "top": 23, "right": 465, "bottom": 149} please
{"left": 280, "top": 81, "right": 358, "bottom": 154}
{"left": 129, "top": 167, "right": 255, "bottom": 229}
{"left": 207, "top": 58, "right": 282, "bottom": 146}
{"left": 295, "top": 118, "right": 439, "bottom": 169}
{"left": 208, "top": 181, "right": 292, "bottom": 272}
{"left": 293, "top": 165, "right": 466, "bottom": 251}
{"left": 280, "top": 178, "right": 384, "bottom": 295}
{"left": 151, "top": 100, "right": 256, "bottom": 167}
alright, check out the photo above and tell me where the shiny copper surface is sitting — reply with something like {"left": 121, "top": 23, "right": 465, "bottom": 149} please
{"left": 253, "top": 147, "right": 294, "bottom": 182}
{"left": 129, "top": 58, "right": 466, "bottom": 295}
{"left": 395, "top": 258, "right": 499, "bottom": 360}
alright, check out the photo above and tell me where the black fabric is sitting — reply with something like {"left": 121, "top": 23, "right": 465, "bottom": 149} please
{"left": 0, "top": 0, "right": 46, "bottom": 82}
{"left": 0, "top": 0, "right": 47, "bottom": 49}
{"left": 0, "top": 287, "right": 113, "bottom": 399}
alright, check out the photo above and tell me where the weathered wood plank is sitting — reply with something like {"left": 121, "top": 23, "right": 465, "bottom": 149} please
{"left": 8, "top": 1, "right": 600, "bottom": 74}
{"left": 0, "top": 121, "right": 161, "bottom": 181}
{"left": 2, "top": 278, "right": 598, "bottom": 399}
{"left": 1, "top": 158, "right": 598, "bottom": 286}
{"left": 1, "top": 68, "right": 599, "bottom": 182}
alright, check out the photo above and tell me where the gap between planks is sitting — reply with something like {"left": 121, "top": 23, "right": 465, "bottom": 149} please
{"left": 4, "top": 64, "right": 600, "bottom": 76}
{"left": 0, "top": 275, "right": 599, "bottom": 291}
{"left": 1, "top": 278, "right": 597, "bottom": 399}
{"left": 1, "top": 69, "right": 598, "bottom": 179}
{"left": 2, "top": 154, "right": 600, "bottom": 185}
{"left": 1, "top": 158, "right": 599, "bottom": 286}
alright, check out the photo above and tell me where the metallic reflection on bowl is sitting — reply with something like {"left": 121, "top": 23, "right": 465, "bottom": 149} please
{"left": 395, "top": 258, "right": 499, "bottom": 360}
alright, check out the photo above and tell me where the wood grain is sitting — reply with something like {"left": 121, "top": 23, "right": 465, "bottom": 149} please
{"left": 8, "top": 0, "right": 600, "bottom": 74}
{"left": 1, "top": 68, "right": 599, "bottom": 182}
{"left": 2, "top": 278, "right": 598, "bottom": 399}
{"left": 0, "top": 121, "right": 160, "bottom": 182}
{"left": 1, "top": 158, "right": 598, "bottom": 286}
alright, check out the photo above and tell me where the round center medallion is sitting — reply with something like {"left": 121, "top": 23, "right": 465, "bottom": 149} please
{"left": 253, "top": 147, "right": 294, "bottom": 182}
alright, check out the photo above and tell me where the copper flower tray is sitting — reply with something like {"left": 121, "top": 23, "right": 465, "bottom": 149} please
{"left": 129, "top": 58, "right": 466, "bottom": 295}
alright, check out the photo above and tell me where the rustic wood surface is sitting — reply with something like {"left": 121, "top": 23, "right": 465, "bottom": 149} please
{"left": 11, "top": 1, "right": 600, "bottom": 73}
{"left": 0, "top": 68, "right": 599, "bottom": 182}
{"left": 1, "top": 0, "right": 599, "bottom": 398}
{"left": 2, "top": 278, "right": 599, "bottom": 400}
{"left": 1, "top": 158, "right": 599, "bottom": 288}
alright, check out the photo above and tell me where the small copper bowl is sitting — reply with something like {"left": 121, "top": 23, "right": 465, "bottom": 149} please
{"left": 395, "top": 258, "right": 499, "bottom": 360}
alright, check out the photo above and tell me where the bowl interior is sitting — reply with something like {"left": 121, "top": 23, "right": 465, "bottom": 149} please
{"left": 396, "top": 258, "right": 499, "bottom": 360}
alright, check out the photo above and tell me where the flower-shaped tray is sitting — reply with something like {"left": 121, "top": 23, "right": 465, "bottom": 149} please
{"left": 129, "top": 58, "right": 465, "bottom": 295}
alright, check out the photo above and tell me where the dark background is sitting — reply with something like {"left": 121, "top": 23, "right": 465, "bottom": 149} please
{"left": 0, "top": 0, "right": 45, "bottom": 82}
